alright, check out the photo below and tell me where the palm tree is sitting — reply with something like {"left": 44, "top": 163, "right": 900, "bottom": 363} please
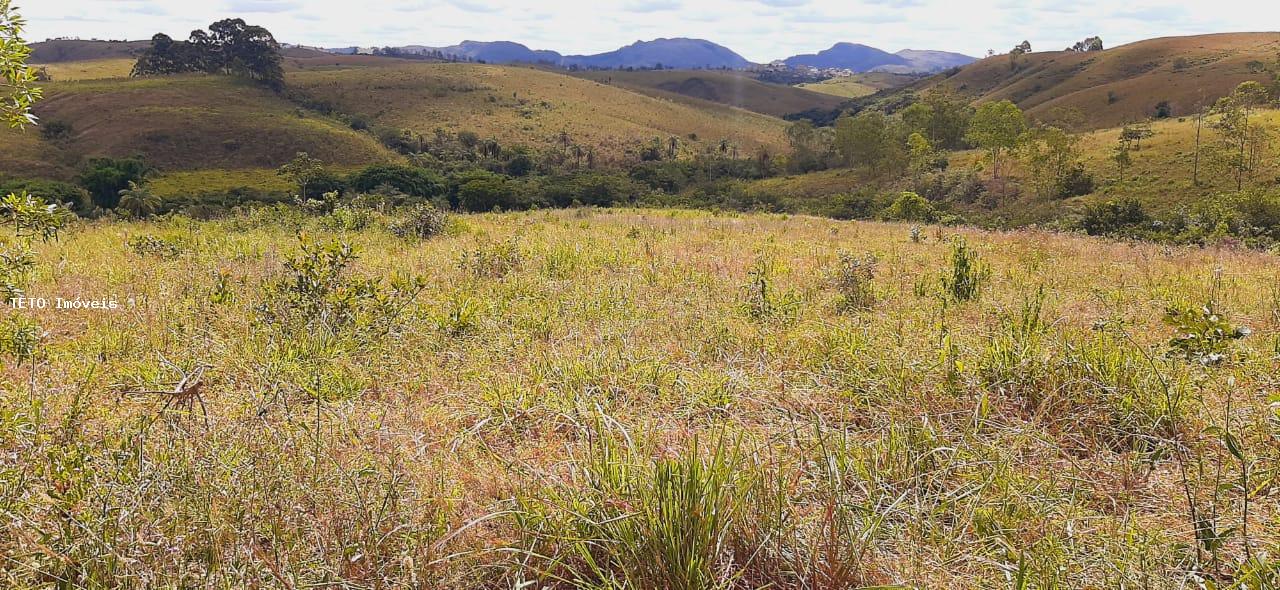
{"left": 117, "top": 181, "right": 161, "bottom": 218}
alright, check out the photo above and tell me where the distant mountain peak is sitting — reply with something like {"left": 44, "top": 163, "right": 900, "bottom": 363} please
{"left": 782, "top": 43, "right": 908, "bottom": 72}
{"left": 563, "top": 38, "right": 752, "bottom": 69}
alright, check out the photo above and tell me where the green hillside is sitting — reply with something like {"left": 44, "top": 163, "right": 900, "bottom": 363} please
{"left": 288, "top": 62, "right": 793, "bottom": 162}
{"left": 917, "top": 32, "right": 1280, "bottom": 129}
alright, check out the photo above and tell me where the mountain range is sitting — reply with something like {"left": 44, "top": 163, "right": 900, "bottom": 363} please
{"left": 334, "top": 38, "right": 974, "bottom": 73}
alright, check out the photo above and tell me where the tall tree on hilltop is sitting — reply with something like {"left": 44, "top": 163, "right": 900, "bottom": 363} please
{"left": 133, "top": 18, "right": 284, "bottom": 92}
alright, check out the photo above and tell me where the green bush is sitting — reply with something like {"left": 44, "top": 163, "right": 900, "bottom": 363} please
{"left": 881, "top": 191, "right": 937, "bottom": 222}
{"left": 1080, "top": 197, "right": 1149, "bottom": 236}
{"left": 389, "top": 203, "right": 450, "bottom": 240}
{"left": 1054, "top": 165, "right": 1095, "bottom": 199}
{"left": 77, "top": 157, "right": 151, "bottom": 210}
{"left": 457, "top": 175, "right": 526, "bottom": 212}
{"left": 816, "top": 190, "right": 884, "bottom": 220}
{"left": 536, "top": 172, "right": 643, "bottom": 208}
{"left": 347, "top": 165, "right": 445, "bottom": 198}
{"left": 942, "top": 237, "right": 988, "bottom": 302}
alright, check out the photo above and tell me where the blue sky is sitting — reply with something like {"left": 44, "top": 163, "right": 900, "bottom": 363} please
{"left": 26, "top": 0, "right": 1279, "bottom": 61}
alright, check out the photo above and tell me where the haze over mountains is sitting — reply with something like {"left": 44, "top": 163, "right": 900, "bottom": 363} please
{"left": 331, "top": 38, "right": 975, "bottom": 73}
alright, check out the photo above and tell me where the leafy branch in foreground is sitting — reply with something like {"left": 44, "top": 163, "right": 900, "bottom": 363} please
{"left": 0, "top": 0, "right": 41, "bottom": 128}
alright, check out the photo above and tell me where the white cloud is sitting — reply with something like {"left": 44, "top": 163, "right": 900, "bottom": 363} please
{"left": 22, "top": 0, "right": 1280, "bottom": 62}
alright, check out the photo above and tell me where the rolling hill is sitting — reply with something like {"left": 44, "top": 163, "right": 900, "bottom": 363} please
{"left": 0, "top": 75, "right": 396, "bottom": 181}
{"left": 880, "top": 49, "right": 977, "bottom": 73}
{"left": 798, "top": 72, "right": 920, "bottom": 98}
{"left": 917, "top": 32, "right": 1280, "bottom": 129}
{"left": 287, "top": 62, "right": 791, "bottom": 162}
{"left": 30, "top": 39, "right": 149, "bottom": 62}
{"left": 572, "top": 69, "right": 845, "bottom": 117}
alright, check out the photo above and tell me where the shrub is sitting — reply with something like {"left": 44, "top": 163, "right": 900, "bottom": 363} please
{"left": 127, "top": 234, "right": 185, "bottom": 259}
{"left": 258, "top": 235, "right": 425, "bottom": 335}
{"left": 347, "top": 165, "right": 445, "bottom": 198}
{"left": 741, "top": 256, "right": 800, "bottom": 321}
{"left": 458, "top": 238, "right": 523, "bottom": 278}
{"left": 39, "top": 120, "right": 72, "bottom": 141}
{"left": 323, "top": 206, "right": 375, "bottom": 231}
{"left": 389, "top": 203, "right": 449, "bottom": 239}
{"left": 630, "top": 161, "right": 697, "bottom": 193}
{"left": 881, "top": 191, "right": 937, "bottom": 222}
{"left": 1054, "top": 165, "right": 1095, "bottom": 199}
{"left": 942, "top": 237, "right": 988, "bottom": 301}
{"left": 537, "top": 173, "right": 642, "bottom": 208}
{"left": 1165, "top": 303, "right": 1250, "bottom": 365}
{"left": 832, "top": 252, "right": 877, "bottom": 311}
{"left": 504, "top": 151, "right": 535, "bottom": 177}
{"left": 458, "top": 175, "right": 524, "bottom": 212}
{"left": 77, "top": 157, "right": 150, "bottom": 210}
{"left": 1080, "top": 197, "right": 1149, "bottom": 235}
{"left": 818, "top": 190, "right": 884, "bottom": 220}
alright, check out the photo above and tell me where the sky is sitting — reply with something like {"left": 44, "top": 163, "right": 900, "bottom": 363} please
{"left": 25, "top": 0, "right": 1280, "bottom": 62}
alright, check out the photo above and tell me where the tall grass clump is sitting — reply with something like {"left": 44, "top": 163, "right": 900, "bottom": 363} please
{"left": 515, "top": 434, "right": 747, "bottom": 590}
{"left": 979, "top": 286, "right": 1050, "bottom": 397}
{"left": 941, "top": 236, "right": 988, "bottom": 302}
{"left": 741, "top": 255, "right": 800, "bottom": 320}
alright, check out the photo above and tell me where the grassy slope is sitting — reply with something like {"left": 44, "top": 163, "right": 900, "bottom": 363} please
{"left": 921, "top": 32, "right": 1280, "bottom": 129}
{"left": 571, "top": 69, "right": 846, "bottom": 117}
{"left": 33, "top": 58, "right": 135, "bottom": 81}
{"left": 799, "top": 72, "right": 918, "bottom": 98}
{"left": 0, "top": 75, "right": 397, "bottom": 182}
{"left": 29, "top": 39, "right": 149, "bottom": 62}
{"left": 744, "top": 109, "right": 1280, "bottom": 224}
{"left": 288, "top": 63, "right": 792, "bottom": 162}
{"left": 798, "top": 78, "right": 878, "bottom": 98}
{"left": 956, "top": 109, "right": 1280, "bottom": 225}
{"left": 4, "top": 208, "right": 1278, "bottom": 587}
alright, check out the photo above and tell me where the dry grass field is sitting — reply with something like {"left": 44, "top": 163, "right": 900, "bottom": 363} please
{"left": 288, "top": 63, "right": 793, "bottom": 163}
{"left": 31, "top": 58, "right": 135, "bottom": 81}
{"left": 2, "top": 206, "right": 1278, "bottom": 588}
{"left": 799, "top": 73, "right": 918, "bottom": 98}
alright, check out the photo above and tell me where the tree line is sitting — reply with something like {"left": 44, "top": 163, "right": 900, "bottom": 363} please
{"left": 131, "top": 18, "right": 284, "bottom": 92}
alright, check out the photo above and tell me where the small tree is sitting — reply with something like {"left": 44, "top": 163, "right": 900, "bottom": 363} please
{"left": 967, "top": 100, "right": 1026, "bottom": 181}
{"left": 278, "top": 152, "right": 327, "bottom": 200}
{"left": 117, "top": 181, "right": 161, "bottom": 218}
{"left": 1120, "top": 121, "right": 1155, "bottom": 150}
{"left": 882, "top": 191, "right": 937, "bottom": 222}
{"left": 1112, "top": 142, "right": 1133, "bottom": 176}
{"left": 1211, "top": 81, "right": 1273, "bottom": 191}
{"left": 1020, "top": 125, "right": 1086, "bottom": 199}
{"left": 0, "top": 0, "right": 40, "bottom": 128}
